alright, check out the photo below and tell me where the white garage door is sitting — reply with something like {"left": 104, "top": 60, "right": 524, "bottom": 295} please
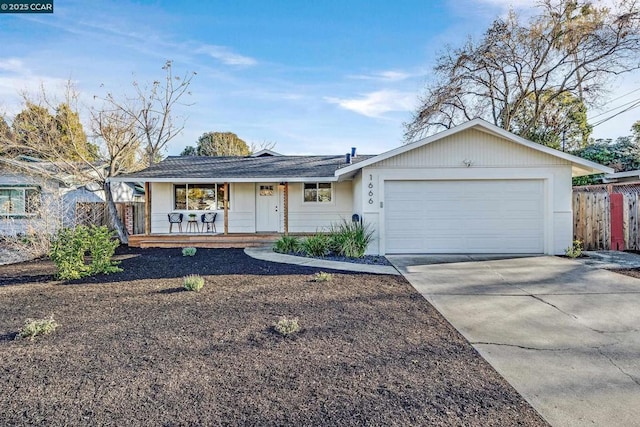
{"left": 385, "top": 180, "right": 544, "bottom": 254}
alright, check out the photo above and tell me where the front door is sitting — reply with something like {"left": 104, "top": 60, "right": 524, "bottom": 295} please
{"left": 256, "top": 183, "right": 279, "bottom": 232}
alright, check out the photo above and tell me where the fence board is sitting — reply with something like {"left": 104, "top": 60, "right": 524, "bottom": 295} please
{"left": 630, "top": 194, "right": 639, "bottom": 250}
{"left": 572, "top": 192, "right": 608, "bottom": 250}
{"left": 75, "top": 202, "right": 107, "bottom": 228}
{"left": 573, "top": 184, "right": 640, "bottom": 251}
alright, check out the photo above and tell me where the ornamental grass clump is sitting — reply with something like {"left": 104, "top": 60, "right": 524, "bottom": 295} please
{"left": 273, "top": 316, "right": 300, "bottom": 336}
{"left": 273, "top": 235, "right": 301, "bottom": 254}
{"left": 183, "top": 274, "right": 205, "bottom": 292}
{"left": 18, "top": 316, "right": 58, "bottom": 340}
{"left": 312, "top": 271, "right": 333, "bottom": 282}
{"left": 182, "top": 247, "right": 197, "bottom": 257}
{"left": 329, "top": 219, "right": 373, "bottom": 258}
{"left": 301, "top": 233, "right": 331, "bottom": 257}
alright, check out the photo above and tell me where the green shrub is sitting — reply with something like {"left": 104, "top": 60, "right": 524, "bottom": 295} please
{"left": 329, "top": 219, "right": 373, "bottom": 258}
{"left": 49, "top": 225, "right": 121, "bottom": 280}
{"left": 301, "top": 233, "right": 331, "bottom": 257}
{"left": 273, "top": 235, "right": 301, "bottom": 254}
{"left": 312, "top": 271, "right": 333, "bottom": 282}
{"left": 565, "top": 240, "right": 583, "bottom": 258}
{"left": 182, "top": 247, "right": 197, "bottom": 257}
{"left": 49, "top": 227, "right": 90, "bottom": 280}
{"left": 273, "top": 317, "right": 300, "bottom": 336}
{"left": 183, "top": 274, "right": 205, "bottom": 292}
{"left": 18, "top": 316, "right": 58, "bottom": 340}
{"left": 86, "top": 226, "right": 122, "bottom": 275}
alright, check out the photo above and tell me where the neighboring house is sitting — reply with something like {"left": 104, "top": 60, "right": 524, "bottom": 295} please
{"left": 0, "top": 156, "right": 142, "bottom": 236}
{"left": 602, "top": 170, "right": 640, "bottom": 184}
{"left": 111, "top": 119, "right": 612, "bottom": 255}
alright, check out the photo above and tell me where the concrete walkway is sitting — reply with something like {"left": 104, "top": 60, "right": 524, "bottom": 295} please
{"left": 388, "top": 254, "right": 640, "bottom": 427}
{"left": 244, "top": 246, "right": 400, "bottom": 275}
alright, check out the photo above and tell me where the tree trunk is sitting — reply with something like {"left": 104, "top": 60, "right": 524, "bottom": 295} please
{"left": 103, "top": 181, "right": 128, "bottom": 244}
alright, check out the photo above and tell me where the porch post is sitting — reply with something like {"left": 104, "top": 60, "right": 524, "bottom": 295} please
{"left": 144, "top": 182, "right": 151, "bottom": 235}
{"left": 284, "top": 182, "right": 289, "bottom": 235}
{"left": 224, "top": 182, "right": 229, "bottom": 235}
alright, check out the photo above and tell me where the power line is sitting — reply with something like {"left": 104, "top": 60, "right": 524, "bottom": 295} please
{"left": 588, "top": 95, "right": 640, "bottom": 120}
{"left": 598, "top": 86, "right": 640, "bottom": 107}
{"left": 591, "top": 99, "right": 640, "bottom": 127}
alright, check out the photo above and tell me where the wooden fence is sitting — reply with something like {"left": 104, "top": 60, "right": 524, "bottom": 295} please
{"left": 573, "top": 184, "right": 640, "bottom": 250}
{"left": 75, "top": 202, "right": 145, "bottom": 235}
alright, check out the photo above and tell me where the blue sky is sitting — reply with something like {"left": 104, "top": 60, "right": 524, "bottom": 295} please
{"left": 0, "top": 0, "right": 638, "bottom": 156}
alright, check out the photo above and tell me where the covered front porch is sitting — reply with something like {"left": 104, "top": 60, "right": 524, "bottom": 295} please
{"left": 139, "top": 181, "right": 299, "bottom": 236}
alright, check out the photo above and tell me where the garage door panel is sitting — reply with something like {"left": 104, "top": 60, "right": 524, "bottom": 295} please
{"left": 385, "top": 180, "right": 544, "bottom": 254}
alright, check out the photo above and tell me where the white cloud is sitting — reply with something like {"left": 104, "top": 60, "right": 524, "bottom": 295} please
{"left": 325, "top": 90, "right": 415, "bottom": 118}
{"left": 348, "top": 70, "right": 412, "bottom": 82}
{"left": 196, "top": 45, "right": 257, "bottom": 66}
{"left": 0, "top": 58, "right": 27, "bottom": 74}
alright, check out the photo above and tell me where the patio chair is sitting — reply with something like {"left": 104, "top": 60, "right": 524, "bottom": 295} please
{"left": 201, "top": 212, "right": 217, "bottom": 233}
{"left": 168, "top": 213, "right": 183, "bottom": 233}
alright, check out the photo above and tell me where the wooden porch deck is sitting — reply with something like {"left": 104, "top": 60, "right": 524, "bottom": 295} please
{"left": 128, "top": 233, "right": 281, "bottom": 249}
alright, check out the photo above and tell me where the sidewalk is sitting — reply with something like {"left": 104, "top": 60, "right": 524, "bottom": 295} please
{"left": 244, "top": 246, "right": 400, "bottom": 275}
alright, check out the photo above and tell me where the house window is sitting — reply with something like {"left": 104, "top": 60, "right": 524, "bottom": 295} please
{"left": 174, "top": 184, "right": 229, "bottom": 210}
{"left": 0, "top": 187, "right": 40, "bottom": 216}
{"left": 259, "top": 185, "right": 274, "bottom": 196}
{"left": 304, "top": 182, "right": 332, "bottom": 203}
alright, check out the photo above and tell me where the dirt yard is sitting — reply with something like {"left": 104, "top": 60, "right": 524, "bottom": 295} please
{"left": 0, "top": 247, "right": 547, "bottom": 426}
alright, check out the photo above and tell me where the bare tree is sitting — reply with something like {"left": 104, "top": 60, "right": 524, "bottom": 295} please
{"left": 98, "top": 60, "right": 196, "bottom": 166}
{"left": 405, "top": 0, "right": 640, "bottom": 148}
{"left": 89, "top": 107, "right": 145, "bottom": 243}
{"left": 249, "top": 140, "right": 277, "bottom": 154}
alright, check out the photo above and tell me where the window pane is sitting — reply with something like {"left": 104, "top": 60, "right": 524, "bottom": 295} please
{"left": 25, "top": 189, "right": 40, "bottom": 213}
{"left": 0, "top": 189, "right": 11, "bottom": 214}
{"left": 304, "top": 183, "right": 317, "bottom": 202}
{"left": 259, "top": 185, "right": 274, "bottom": 196}
{"left": 188, "top": 184, "right": 216, "bottom": 210}
{"left": 174, "top": 185, "right": 186, "bottom": 210}
{"left": 318, "top": 183, "right": 332, "bottom": 202}
{"left": 0, "top": 189, "right": 26, "bottom": 214}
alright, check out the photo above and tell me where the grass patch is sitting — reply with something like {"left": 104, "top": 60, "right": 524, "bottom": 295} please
{"left": 273, "top": 316, "right": 300, "bottom": 336}
{"left": 182, "top": 247, "right": 197, "bottom": 257}
{"left": 183, "top": 274, "right": 205, "bottom": 292}
{"left": 18, "top": 316, "right": 58, "bottom": 340}
{"left": 312, "top": 271, "right": 333, "bottom": 282}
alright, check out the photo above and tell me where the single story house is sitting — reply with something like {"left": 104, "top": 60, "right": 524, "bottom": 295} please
{"left": 110, "top": 119, "right": 612, "bottom": 255}
{"left": 0, "top": 156, "right": 142, "bottom": 236}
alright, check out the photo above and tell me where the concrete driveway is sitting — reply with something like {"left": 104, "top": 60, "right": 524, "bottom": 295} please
{"left": 388, "top": 255, "right": 640, "bottom": 427}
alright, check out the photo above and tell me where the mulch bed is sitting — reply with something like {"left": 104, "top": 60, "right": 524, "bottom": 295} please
{"left": 0, "top": 247, "right": 547, "bottom": 426}
{"left": 611, "top": 268, "right": 640, "bottom": 279}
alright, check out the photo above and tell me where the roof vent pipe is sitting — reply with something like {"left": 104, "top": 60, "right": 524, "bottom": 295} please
{"left": 351, "top": 147, "right": 357, "bottom": 158}
{"left": 345, "top": 153, "right": 352, "bottom": 164}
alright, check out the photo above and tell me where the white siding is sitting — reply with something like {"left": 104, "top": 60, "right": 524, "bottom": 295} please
{"left": 375, "top": 128, "right": 571, "bottom": 169}
{"left": 230, "top": 183, "right": 256, "bottom": 233}
{"left": 286, "top": 181, "right": 354, "bottom": 232}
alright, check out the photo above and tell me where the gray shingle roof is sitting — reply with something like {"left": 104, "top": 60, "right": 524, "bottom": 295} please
{"left": 115, "top": 155, "right": 375, "bottom": 181}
